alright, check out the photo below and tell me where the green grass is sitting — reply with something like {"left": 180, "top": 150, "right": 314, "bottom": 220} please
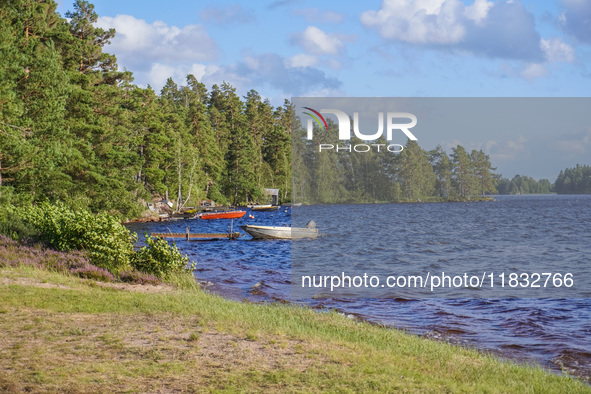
{"left": 0, "top": 265, "right": 589, "bottom": 393}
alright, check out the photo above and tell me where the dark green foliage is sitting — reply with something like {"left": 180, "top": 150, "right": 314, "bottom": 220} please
{"left": 496, "top": 175, "right": 553, "bottom": 195}
{"left": 397, "top": 140, "right": 436, "bottom": 201}
{"left": 554, "top": 164, "right": 591, "bottom": 194}
{"left": 1, "top": 1, "right": 293, "bottom": 216}
{"left": 131, "top": 234, "right": 192, "bottom": 278}
{"left": 222, "top": 84, "right": 258, "bottom": 205}
{"left": 293, "top": 135, "right": 499, "bottom": 203}
{"left": 450, "top": 145, "right": 476, "bottom": 199}
{"left": 470, "top": 149, "right": 497, "bottom": 197}
{"left": 429, "top": 147, "right": 453, "bottom": 199}
{"left": 2, "top": 1, "right": 507, "bottom": 209}
{"left": 0, "top": 209, "right": 38, "bottom": 242}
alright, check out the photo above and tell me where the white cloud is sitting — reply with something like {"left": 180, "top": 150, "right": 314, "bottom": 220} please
{"left": 506, "top": 136, "right": 527, "bottom": 152}
{"left": 93, "top": 14, "right": 340, "bottom": 96}
{"left": 292, "top": 26, "right": 345, "bottom": 55}
{"left": 541, "top": 38, "right": 575, "bottom": 63}
{"left": 361, "top": 0, "right": 544, "bottom": 61}
{"left": 146, "top": 63, "right": 212, "bottom": 91}
{"left": 233, "top": 53, "right": 342, "bottom": 95}
{"left": 360, "top": 0, "right": 466, "bottom": 44}
{"left": 94, "top": 15, "right": 342, "bottom": 97}
{"left": 483, "top": 140, "right": 497, "bottom": 152}
{"left": 287, "top": 53, "right": 318, "bottom": 68}
{"left": 147, "top": 64, "right": 177, "bottom": 89}
{"left": 492, "top": 38, "right": 574, "bottom": 82}
{"left": 520, "top": 63, "right": 548, "bottom": 81}
{"left": 144, "top": 53, "right": 343, "bottom": 97}
{"left": 489, "top": 136, "right": 528, "bottom": 162}
{"left": 464, "top": 0, "right": 493, "bottom": 24}
{"left": 96, "top": 15, "right": 218, "bottom": 70}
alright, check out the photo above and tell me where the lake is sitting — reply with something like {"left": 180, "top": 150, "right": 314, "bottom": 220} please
{"left": 125, "top": 194, "right": 591, "bottom": 381}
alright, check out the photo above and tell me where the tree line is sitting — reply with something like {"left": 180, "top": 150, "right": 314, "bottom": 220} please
{"left": 0, "top": 0, "right": 291, "bottom": 217}
{"left": 496, "top": 175, "right": 553, "bottom": 195}
{"left": 496, "top": 165, "right": 591, "bottom": 195}
{"left": 2, "top": 1, "right": 589, "bottom": 218}
{"left": 554, "top": 164, "right": 591, "bottom": 194}
{"left": 292, "top": 121, "right": 498, "bottom": 203}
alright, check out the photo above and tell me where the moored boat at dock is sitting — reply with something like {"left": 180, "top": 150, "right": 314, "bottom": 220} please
{"left": 199, "top": 210, "right": 246, "bottom": 220}
{"left": 240, "top": 221, "right": 319, "bottom": 240}
{"left": 251, "top": 205, "right": 280, "bottom": 212}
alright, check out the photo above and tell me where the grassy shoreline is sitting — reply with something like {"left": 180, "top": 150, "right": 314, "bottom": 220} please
{"left": 0, "top": 265, "right": 589, "bottom": 392}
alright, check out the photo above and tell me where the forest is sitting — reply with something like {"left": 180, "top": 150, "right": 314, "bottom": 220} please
{"left": 0, "top": 0, "right": 501, "bottom": 217}
{"left": 496, "top": 175, "right": 553, "bottom": 195}
{"left": 1, "top": 1, "right": 588, "bottom": 219}
{"left": 554, "top": 164, "right": 591, "bottom": 194}
{"left": 0, "top": 0, "right": 291, "bottom": 218}
{"left": 292, "top": 130, "right": 498, "bottom": 203}
{"left": 495, "top": 165, "right": 591, "bottom": 195}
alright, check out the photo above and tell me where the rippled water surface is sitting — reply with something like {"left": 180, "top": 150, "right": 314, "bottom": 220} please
{"left": 126, "top": 195, "right": 591, "bottom": 381}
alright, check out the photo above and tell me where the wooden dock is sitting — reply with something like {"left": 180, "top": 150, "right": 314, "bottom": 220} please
{"left": 152, "top": 227, "right": 240, "bottom": 240}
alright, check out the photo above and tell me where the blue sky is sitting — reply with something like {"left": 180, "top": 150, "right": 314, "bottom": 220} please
{"left": 55, "top": 0, "right": 591, "bottom": 179}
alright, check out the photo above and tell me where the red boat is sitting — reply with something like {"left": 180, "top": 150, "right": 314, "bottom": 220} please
{"left": 200, "top": 210, "right": 246, "bottom": 220}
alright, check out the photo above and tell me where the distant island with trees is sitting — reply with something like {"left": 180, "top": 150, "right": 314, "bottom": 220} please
{"left": 496, "top": 164, "right": 591, "bottom": 195}
{"left": 1, "top": 1, "right": 590, "bottom": 218}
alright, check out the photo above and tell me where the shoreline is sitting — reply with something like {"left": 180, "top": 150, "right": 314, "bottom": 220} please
{"left": 0, "top": 264, "right": 588, "bottom": 392}
{"left": 201, "top": 279, "right": 591, "bottom": 384}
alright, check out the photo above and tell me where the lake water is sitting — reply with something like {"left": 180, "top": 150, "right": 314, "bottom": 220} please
{"left": 125, "top": 195, "right": 591, "bottom": 382}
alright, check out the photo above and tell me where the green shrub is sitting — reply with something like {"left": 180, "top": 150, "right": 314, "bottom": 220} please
{"left": 0, "top": 209, "right": 38, "bottom": 242}
{"left": 131, "top": 234, "right": 192, "bottom": 278}
{"left": 18, "top": 202, "right": 136, "bottom": 273}
{"left": 9, "top": 203, "right": 193, "bottom": 280}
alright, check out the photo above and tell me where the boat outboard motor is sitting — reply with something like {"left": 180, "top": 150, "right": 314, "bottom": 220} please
{"left": 305, "top": 220, "right": 316, "bottom": 229}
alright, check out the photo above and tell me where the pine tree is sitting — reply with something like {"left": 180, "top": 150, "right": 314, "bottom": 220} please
{"left": 62, "top": 0, "right": 118, "bottom": 79}
{"left": 185, "top": 75, "right": 224, "bottom": 203}
{"left": 396, "top": 140, "right": 435, "bottom": 201}
{"left": 451, "top": 145, "right": 476, "bottom": 200}
{"left": 221, "top": 83, "right": 257, "bottom": 204}
{"left": 268, "top": 101, "right": 292, "bottom": 202}
{"left": 308, "top": 118, "right": 346, "bottom": 203}
{"left": 5, "top": 0, "right": 75, "bottom": 203}
{"left": 471, "top": 149, "right": 497, "bottom": 196}
{"left": 429, "top": 146, "right": 453, "bottom": 200}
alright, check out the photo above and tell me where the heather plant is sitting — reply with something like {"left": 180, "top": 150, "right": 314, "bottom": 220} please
{"left": 119, "top": 270, "right": 162, "bottom": 285}
{"left": 131, "top": 234, "right": 192, "bottom": 278}
{"left": 18, "top": 202, "right": 136, "bottom": 273}
{"left": 0, "top": 235, "right": 91, "bottom": 272}
{"left": 71, "top": 266, "right": 115, "bottom": 282}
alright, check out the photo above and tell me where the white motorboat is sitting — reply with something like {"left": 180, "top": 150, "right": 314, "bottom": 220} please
{"left": 240, "top": 221, "right": 319, "bottom": 240}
